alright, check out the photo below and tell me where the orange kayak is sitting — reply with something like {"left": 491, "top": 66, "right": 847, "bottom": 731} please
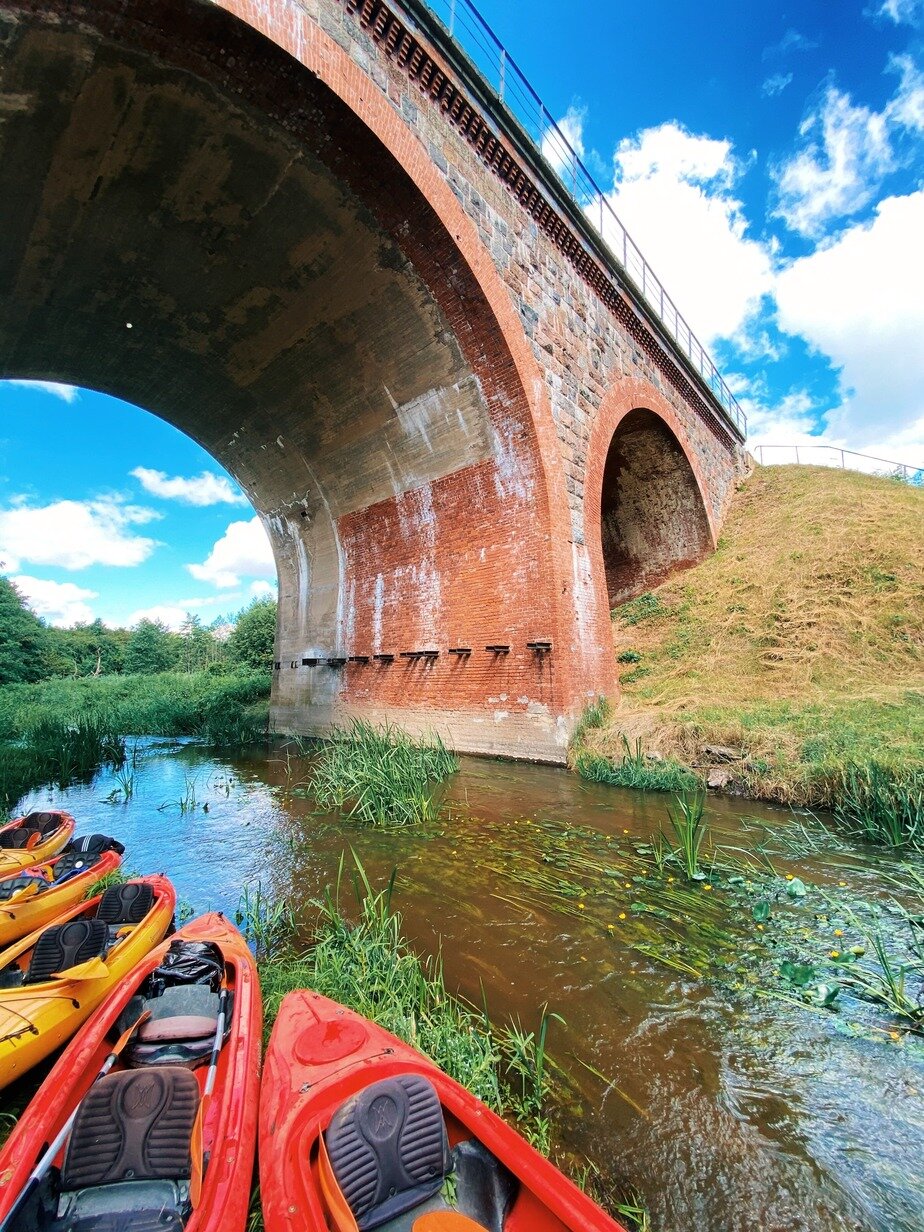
{"left": 0, "top": 811, "right": 75, "bottom": 873}
{"left": 0, "top": 835, "right": 124, "bottom": 948}
{"left": 0, "top": 874, "right": 175, "bottom": 1089}
{"left": 0, "top": 913, "right": 261, "bottom": 1232}
{"left": 260, "top": 989, "right": 626, "bottom": 1232}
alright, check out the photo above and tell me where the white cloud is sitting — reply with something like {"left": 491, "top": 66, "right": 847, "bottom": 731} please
{"left": 773, "top": 58, "right": 923, "bottom": 237}
{"left": 876, "top": 0, "right": 923, "bottom": 26}
{"left": 763, "top": 28, "right": 818, "bottom": 59}
{"left": 124, "top": 593, "right": 246, "bottom": 630}
{"left": 762, "top": 73, "right": 793, "bottom": 98}
{"left": 249, "top": 579, "right": 277, "bottom": 599}
{"left": 0, "top": 498, "right": 160, "bottom": 572}
{"left": 599, "top": 122, "right": 773, "bottom": 346}
{"left": 887, "top": 53, "right": 924, "bottom": 131}
{"left": 187, "top": 516, "right": 275, "bottom": 588}
{"left": 774, "top": 190, "right": 924, "bottom": 445}
{"left": 12, "top": 575, "right": 98, "bottom": 626}
{"left": 541, "top": 106, "right": 586, "bottom": 179}
{"left": 773, "top": 85, "right": 894, "bottom": 237}
{"left": 3, "top": 380, "right": 80, "bottom": 403}
{"left": 131, "top": 467, "right": 247, "bottom": 507}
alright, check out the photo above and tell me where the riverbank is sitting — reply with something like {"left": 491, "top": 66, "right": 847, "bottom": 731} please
{"left": 0, "top": 670, "right": 270, "bottom": 810}
{"left": 580, "top": 465, "right": 924, "bottom": 824}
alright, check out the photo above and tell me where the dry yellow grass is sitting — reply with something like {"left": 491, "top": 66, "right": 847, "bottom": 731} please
{"left": 597, "top": 465, "right": 924, "bottom": 804}
{"left": 614, "top": 465, "right": 923, "bottom": 706}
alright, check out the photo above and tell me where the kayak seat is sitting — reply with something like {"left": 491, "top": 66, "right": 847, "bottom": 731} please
{"left": 0, "top": 828, "right": 31, "bottom": 850}
{"left": 323, "top": 1074, "right": 455, "bottom": 1232}
{"left": 127, "top": 984, "right": 222, "bottom": 1068}
{"left": 0, "top": 874, "right": 47, "bottom": 901}
{"left": 25, "top": 919, "right": 109, "bottom": 984}
{"left": 63, "top": 834, "right": 125, "bottom": 857}
{"left": 52, "top": 853, "right": 95, "bottom": 884}
{"left": 96, "top": 883, "right": 153, "bottom": 927}
{"left": 51, "top": 1067, "right": 198, "bottom": 1232}
{"left": 21, "top": 811, "right": 64, "bottom": 836}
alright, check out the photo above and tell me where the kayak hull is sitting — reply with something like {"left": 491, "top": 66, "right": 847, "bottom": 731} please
{"left": 0, "top": 912, "right": 261, "bottom": 1232}
{"left": 0, "top": 874, "right": 175, "bottom": 1089}
{"left": 0, "top": 848, "right": 123, "bottom": 948}
{"left": 259, "top": 989, "right": 627, "bottom": 1232}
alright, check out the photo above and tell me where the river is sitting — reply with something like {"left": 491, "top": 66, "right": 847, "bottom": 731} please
{"left": 13, "top": 737, "right": 924, "bottom": 1232}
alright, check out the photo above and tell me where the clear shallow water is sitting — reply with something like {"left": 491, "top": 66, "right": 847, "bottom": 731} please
{"left": 15, "top": 739, "right": 924, "bottom": 1232}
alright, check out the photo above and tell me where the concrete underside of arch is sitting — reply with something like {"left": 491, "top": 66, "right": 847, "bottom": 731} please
{"left": 0, "top": 0, "right": 582, "bottom": 760}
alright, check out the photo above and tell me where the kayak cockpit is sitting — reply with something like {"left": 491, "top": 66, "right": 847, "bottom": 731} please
{"left": 0, "top": 883, "right": 154, "bottom": 990}
{"left": 2, "top": 937, "right": 232, "bottom": 1232}
{"left": 319, "top": 1073, "right": 519, "bottom": 1232}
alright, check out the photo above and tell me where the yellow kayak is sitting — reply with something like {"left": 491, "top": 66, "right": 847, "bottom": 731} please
{"left": 0, "top": 874, "right": 176, "bottom": 1090}
{"left": 0, "top": 836, "right": 125, "bottom": 948}
{"left": 0, "top": 811, "right": 75, "bottom": 874}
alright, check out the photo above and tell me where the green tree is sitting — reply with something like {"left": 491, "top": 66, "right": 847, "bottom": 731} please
{"left": 178, "top": 612, "right": 215, "bottom": 673}
{"left": 0, "top": 575, "right": 48, "bottom": 685}
{"left": 227, "top": 597, "right": 277, "bottom": 672}
{"left": 47, "top": 619, "right": 128, "bottom": 676}
{"left": 124, "top": 619, "right": 177, "bottom": 675}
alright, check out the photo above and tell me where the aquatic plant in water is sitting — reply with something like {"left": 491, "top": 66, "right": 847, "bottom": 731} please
{"left": 835, "top": 762, "right": 924, "bottom": 851}
{"left": 307, "top": 719, "right": 458, "bottom": 827}
{"left": 664, "top": 791, "right": 708, "bottom": 880}
{"left": 248, "top": 854, "right": 557, "bottom": 1148}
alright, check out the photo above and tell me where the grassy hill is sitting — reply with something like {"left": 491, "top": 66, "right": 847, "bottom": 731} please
{"left": 582, "top": 464, "right": 924, "bottom": 810}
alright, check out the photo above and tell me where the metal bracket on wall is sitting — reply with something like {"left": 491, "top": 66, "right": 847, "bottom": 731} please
{"left": 486, "top": 644, "right": 511, "bottom": 654}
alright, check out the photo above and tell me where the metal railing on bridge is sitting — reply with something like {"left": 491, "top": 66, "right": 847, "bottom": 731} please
{"left": 753, "top": 444, "right": 923, "bottom": 484}
{"left": 400, "top": 0, "right": 747, "bottom": 438}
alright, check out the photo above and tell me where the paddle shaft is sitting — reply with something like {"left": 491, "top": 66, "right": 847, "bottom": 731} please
{"left": 0, "top": 1008, "right": 150, "bottom": 1232}
{"left": 189, "top": 986, "right": 229, "bottom": 1208}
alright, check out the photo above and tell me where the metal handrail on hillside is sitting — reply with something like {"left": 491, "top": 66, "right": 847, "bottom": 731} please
{"left": 754, "top": 444, "right": 923, "bottom": 483}
{"left": 408, "top": 0, "right": 747, "bottom": 438}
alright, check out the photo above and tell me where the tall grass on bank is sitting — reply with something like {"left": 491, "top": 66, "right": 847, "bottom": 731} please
{"left": 0, "top": 670, "right": 271, "bottom": 814}
{"left": 247, "top": 856, "right": 556, "bottom": 1149}
{"left": 835, "top": 762, "right": 924, "bottom": 850}
{"left": 308, "top": 719, "right": 459, "bottom": 827}
{"left": 575, "top": 742, "right": 701, "bottom": 794}
{"left": 0, "top": 670, "right": 270, "bottom": 745}
{"left": 0, "top": 715, "right": 126, "bottom": 812}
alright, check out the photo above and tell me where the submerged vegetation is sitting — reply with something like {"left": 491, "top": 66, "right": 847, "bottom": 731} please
{"left": 307, "top": 719, "right": 459, "bottom": 827}
{"left": 246, "top": 856, "right": 557, "bottom": 1151}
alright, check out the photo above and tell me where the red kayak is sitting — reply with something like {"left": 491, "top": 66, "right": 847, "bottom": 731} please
{"left": 260, "top": 989, "right": 627, "bottom": 1232}
{"left": 0, "top": 912, "right": 261, "bottom": 1232}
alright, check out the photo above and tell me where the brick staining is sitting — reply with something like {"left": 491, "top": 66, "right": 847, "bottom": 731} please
{"left": 2, "top": 0, "right": 746, "bottom": 761}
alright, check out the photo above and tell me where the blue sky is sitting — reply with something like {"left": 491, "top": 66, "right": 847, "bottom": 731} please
{"left": 1, "top": 0, "right": 921, "bottom": 628}
{"left": 0, "top": 383, "right": 275, "bottom": 629}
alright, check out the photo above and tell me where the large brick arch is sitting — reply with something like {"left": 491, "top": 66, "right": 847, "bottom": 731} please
{"left": 0, "top": 0, "right": 583, "bottom": 759}
{"left": 583, "top": 380, "right": 716, "bottom": 683}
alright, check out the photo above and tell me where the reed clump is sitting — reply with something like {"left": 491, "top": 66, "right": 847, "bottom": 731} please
{"left": 308, "top": 719, "right": 458, "bottom": 827}
{"left": 574, "top": 733, "right": 700, "bottom": 794}
{"left": 834, "top": 762, "right": 924, "bottom": 850}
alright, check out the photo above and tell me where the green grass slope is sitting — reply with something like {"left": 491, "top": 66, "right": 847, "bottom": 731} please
{"left": 595, "top": 465, "right": 924, "bottom": 806}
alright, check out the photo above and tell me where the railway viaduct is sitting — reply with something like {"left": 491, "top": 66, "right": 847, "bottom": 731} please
{"left": 0, "top": 0, "right": 748, "bottom": 761}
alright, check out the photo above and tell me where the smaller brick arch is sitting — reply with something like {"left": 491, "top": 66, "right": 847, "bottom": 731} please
{"left": 586, "top": 383, "right": 717, "bottom": 615}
